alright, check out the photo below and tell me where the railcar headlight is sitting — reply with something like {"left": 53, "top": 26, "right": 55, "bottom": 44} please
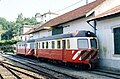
{"left": 87, "top": 32, "right": 91, "bottom": 35}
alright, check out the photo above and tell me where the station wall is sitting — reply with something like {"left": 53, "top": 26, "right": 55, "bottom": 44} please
{"left": 96, "top": 16, "right": 120, "bottom": 69}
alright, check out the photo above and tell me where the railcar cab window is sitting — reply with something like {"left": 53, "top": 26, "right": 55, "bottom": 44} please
{"left": 90, "top": 39, "right": 97, "bottom": 49}
{"left": 77, "top": 39, "right": 88, "bottom": 49}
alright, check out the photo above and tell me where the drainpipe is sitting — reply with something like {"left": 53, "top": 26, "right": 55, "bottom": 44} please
{"left": 86, "top": 0, "right": 88, "bottom": 4}
{"left": 87, "top": 20, "right": 97, "bottom": 34}
{"left": 0, "top": 34, "right": 1, "bottom": 40}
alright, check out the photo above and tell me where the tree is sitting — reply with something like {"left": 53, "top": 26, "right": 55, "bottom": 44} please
{"left": 1, "top": 30, "right": 14, "bottom": 40}
{"left": 0, "top": 13, "right": 37, "bottom": 40}
{"left": 29, "top": 17, "right": 37, "bottom": 25}
{"left": 16, "top": 13, "right": 37, "bottom": 25}
{"left": 0, "top": 39, "right": 19, "bottom": 52}
{"left": 16, "top": 13, "right": 24, "bottom": 24}
{"left": 0, "top": 17, "right": 8, "bottom": 30}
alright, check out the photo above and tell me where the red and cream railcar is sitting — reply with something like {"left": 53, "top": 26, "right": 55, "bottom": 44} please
{"left": 16, "top": 31, "right": 98, "bottom": 68}
{"left": 16, "top": 41, "right": 27, "bottom": 55}
{"left": 34, "top": 31, "right": 98, "bottom": 67}
{"left": 16, "top": 39, "right": 35, "bottom": 56}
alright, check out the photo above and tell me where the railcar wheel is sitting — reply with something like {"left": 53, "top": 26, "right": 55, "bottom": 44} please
{"left": 88, "top": 63, "right": 95, "bottom": 70}
{"left": 88, "top": 63, "right": 92, "bottom": 70}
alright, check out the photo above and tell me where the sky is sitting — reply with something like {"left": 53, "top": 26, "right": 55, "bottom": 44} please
{"left": 0, "top": 0, "right": 95, "bottom": 21}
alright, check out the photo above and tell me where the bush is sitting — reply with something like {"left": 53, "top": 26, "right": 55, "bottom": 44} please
{"left": 0, "top": 39, "right": 19, "bottom": 53}
{"left": 0, "top": 39, "right": 19, "bottom": 46}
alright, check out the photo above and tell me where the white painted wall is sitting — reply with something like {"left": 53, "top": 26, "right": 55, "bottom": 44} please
{"left": 96, "top": 16, "right": 120, "bottom": 69}
{"left": 39, "top": 30, "right": 52, "bottom": 38}
{"left": 63, "top": 18, "right": 94, "bottom": 34}
{"left": 19, "top": 25, "right": 34, "bottom": 41}
{"left": 86, "top": 0, "right": 120, "bottom": 69}
{"left": 44, "top": 13, "right": 57, "bottom": 23}
{"left": 36, "top": 12, "right": 58, "bottom": 24}
{"left": 31, "top": 17, "right": 95, "bottom": 40}
{"left": 32, "top": 30, "right": 52, "bottom": 39}
{"left": 22, "top": 26, "right": 32, "bottom": 34}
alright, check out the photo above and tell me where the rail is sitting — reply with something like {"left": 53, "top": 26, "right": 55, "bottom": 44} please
{"left": 1, "top": 54, "right": 81, "bottom": 79}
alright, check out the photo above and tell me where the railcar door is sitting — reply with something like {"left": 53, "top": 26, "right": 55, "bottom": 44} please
{"left": 26, "top": 42, "right": 35, "bottom": 55}
{"left": 24, "top": 43, "right": 27, "bottom": 55}
{"left": 90, "top": 38, "right": 98, "bottom": 49}
{"left": 90, "top": 38, "right": 98, "bottom": 61}
{"left": 35, "top": 42, "right": 39, "bottom": 56}
{"left": 62, "top": 40, "right": 66, "bottom": 61}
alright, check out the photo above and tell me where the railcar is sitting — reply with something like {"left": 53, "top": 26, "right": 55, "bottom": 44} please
{"left": 16, "top": 31, "right": 98, "bottom": 69}
{"left": 16, "top": 39, "right": 35, "bottom": 56}
{"left": 16, "top": 41, "right": 27, "bottom": 55}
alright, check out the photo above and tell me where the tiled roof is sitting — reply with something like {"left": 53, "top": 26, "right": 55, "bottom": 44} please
{"left": 23, "top": 28, "right": 35, "bottom": 35}
{"left": 90, "top": 5, "right": 120, "bottom": 20}
{"left": 23, "top": 25, "right": 35, "bottom": 28}
{"left": 32, "top": 0, "right": 105, "bottom": 33}
{"left": 23, "top": 24, "right": 40, "bottom": 35}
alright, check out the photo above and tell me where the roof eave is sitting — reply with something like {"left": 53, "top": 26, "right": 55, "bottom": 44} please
{"left": 88, "top": 12, "right": 120, "bottom": 22}
{"left": 29, "top": 15, "right": 86, "bottom": 34}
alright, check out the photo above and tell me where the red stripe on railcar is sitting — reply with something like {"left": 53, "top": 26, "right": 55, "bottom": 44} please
{"left": 37, "top": 49, "right": 63, "bottom": 61}
{"left": 36, "top": 48, "right": 98, "bottom": 65}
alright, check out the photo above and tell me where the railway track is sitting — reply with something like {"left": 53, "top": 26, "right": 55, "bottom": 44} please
{"left": 90, "top": 68, "right": 120, "bottom": 79}
{"left": 1, "top": 54, "right": 120, "bottom": 79}
{"left": 1, "top": 54, "right": 82, "bottom": 79}
{"left": 0, "top": 60, "right": 45, "bottom": 79}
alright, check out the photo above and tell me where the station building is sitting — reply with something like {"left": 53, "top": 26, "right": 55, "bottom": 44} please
{"left": 25, "top": 0, "right": 120, "bottom": 70}
{"left": 30, "top": 0, "right": 104, "bottom": 39}
{"left": 89, "top": 4, "right": 120, "bottom": 69}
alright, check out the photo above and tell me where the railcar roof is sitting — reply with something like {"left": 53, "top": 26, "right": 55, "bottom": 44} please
{"left": 17, "top": 41, "right": 27, "bottom": 44}
{"left": 17, "top": 40, "right": 35, "bottom": 43}
{"left": 27, "top": 39, "right": 35, "bottom": 43}
{"left": 35, "top": 31, "right": 96, "bottom": 42}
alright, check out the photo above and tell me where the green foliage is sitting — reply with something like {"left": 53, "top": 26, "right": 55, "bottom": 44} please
{"left": 0, "top": 13, "right": 37, "bottom": 52}
{"left": 16, "top": 13, "right": 37, "bottom": 25}
{"left": 0, "top": 13, "right": 37, "bottom": 40}
{"left": 0, "top": 39, "right": 19, "bottom": 53}
{"left": 22, "top": 17, "right": 37, "bottom": 25}
{"left": 0, "top": 17, "right": 9, "bottom": 30}
{"left": 0, "top": 39, "right": 19, "bottom": 46}
{"left": 16, "top": 13, "right": 24, "bottom": 24}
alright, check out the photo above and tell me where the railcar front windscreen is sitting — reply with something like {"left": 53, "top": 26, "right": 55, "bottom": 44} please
{"left": 77, "top": 39, "right": 89, "bottom": 49}
{"left": 90, "top": 39, "right": 97, "bottom": 49}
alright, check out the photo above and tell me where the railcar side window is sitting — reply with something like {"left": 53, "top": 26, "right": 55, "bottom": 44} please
{"left": 90, "top": 39, "right": 97, "bottom": 48}
{"left": 36, "top": 43, "right": 39, "bottom": 49}
{"left": 30, "top": 43, "right": 34, "bottom": 49}
{"left": 57, "top": 41, "right": 61, "bottom": 48}
{"left": 52, "top": 41, "right": 55, "bottom": 49}
{"left": 39, "top": 43, "right": 40, "bottom": 48}
{"left": 67, "top": 40, "right": 70, "bottom": 48}
{"left": 42, "top": 42, "right": 44, "bottom": 48}
{"left": 62, "top": 40, "right": 66, "bottom": 49}
{"left": 19, "top": 45, "right": 21, "bottom": 49}
{"left": 46, "top": 42, "right": 48, "bottom": 48}
{"left": 77, "top": 39, "right": 88, "bottom": 49}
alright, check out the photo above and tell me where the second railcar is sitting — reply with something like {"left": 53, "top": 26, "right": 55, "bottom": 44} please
{"left": 16, "top": 39, "right": 35, "bottom": 56}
